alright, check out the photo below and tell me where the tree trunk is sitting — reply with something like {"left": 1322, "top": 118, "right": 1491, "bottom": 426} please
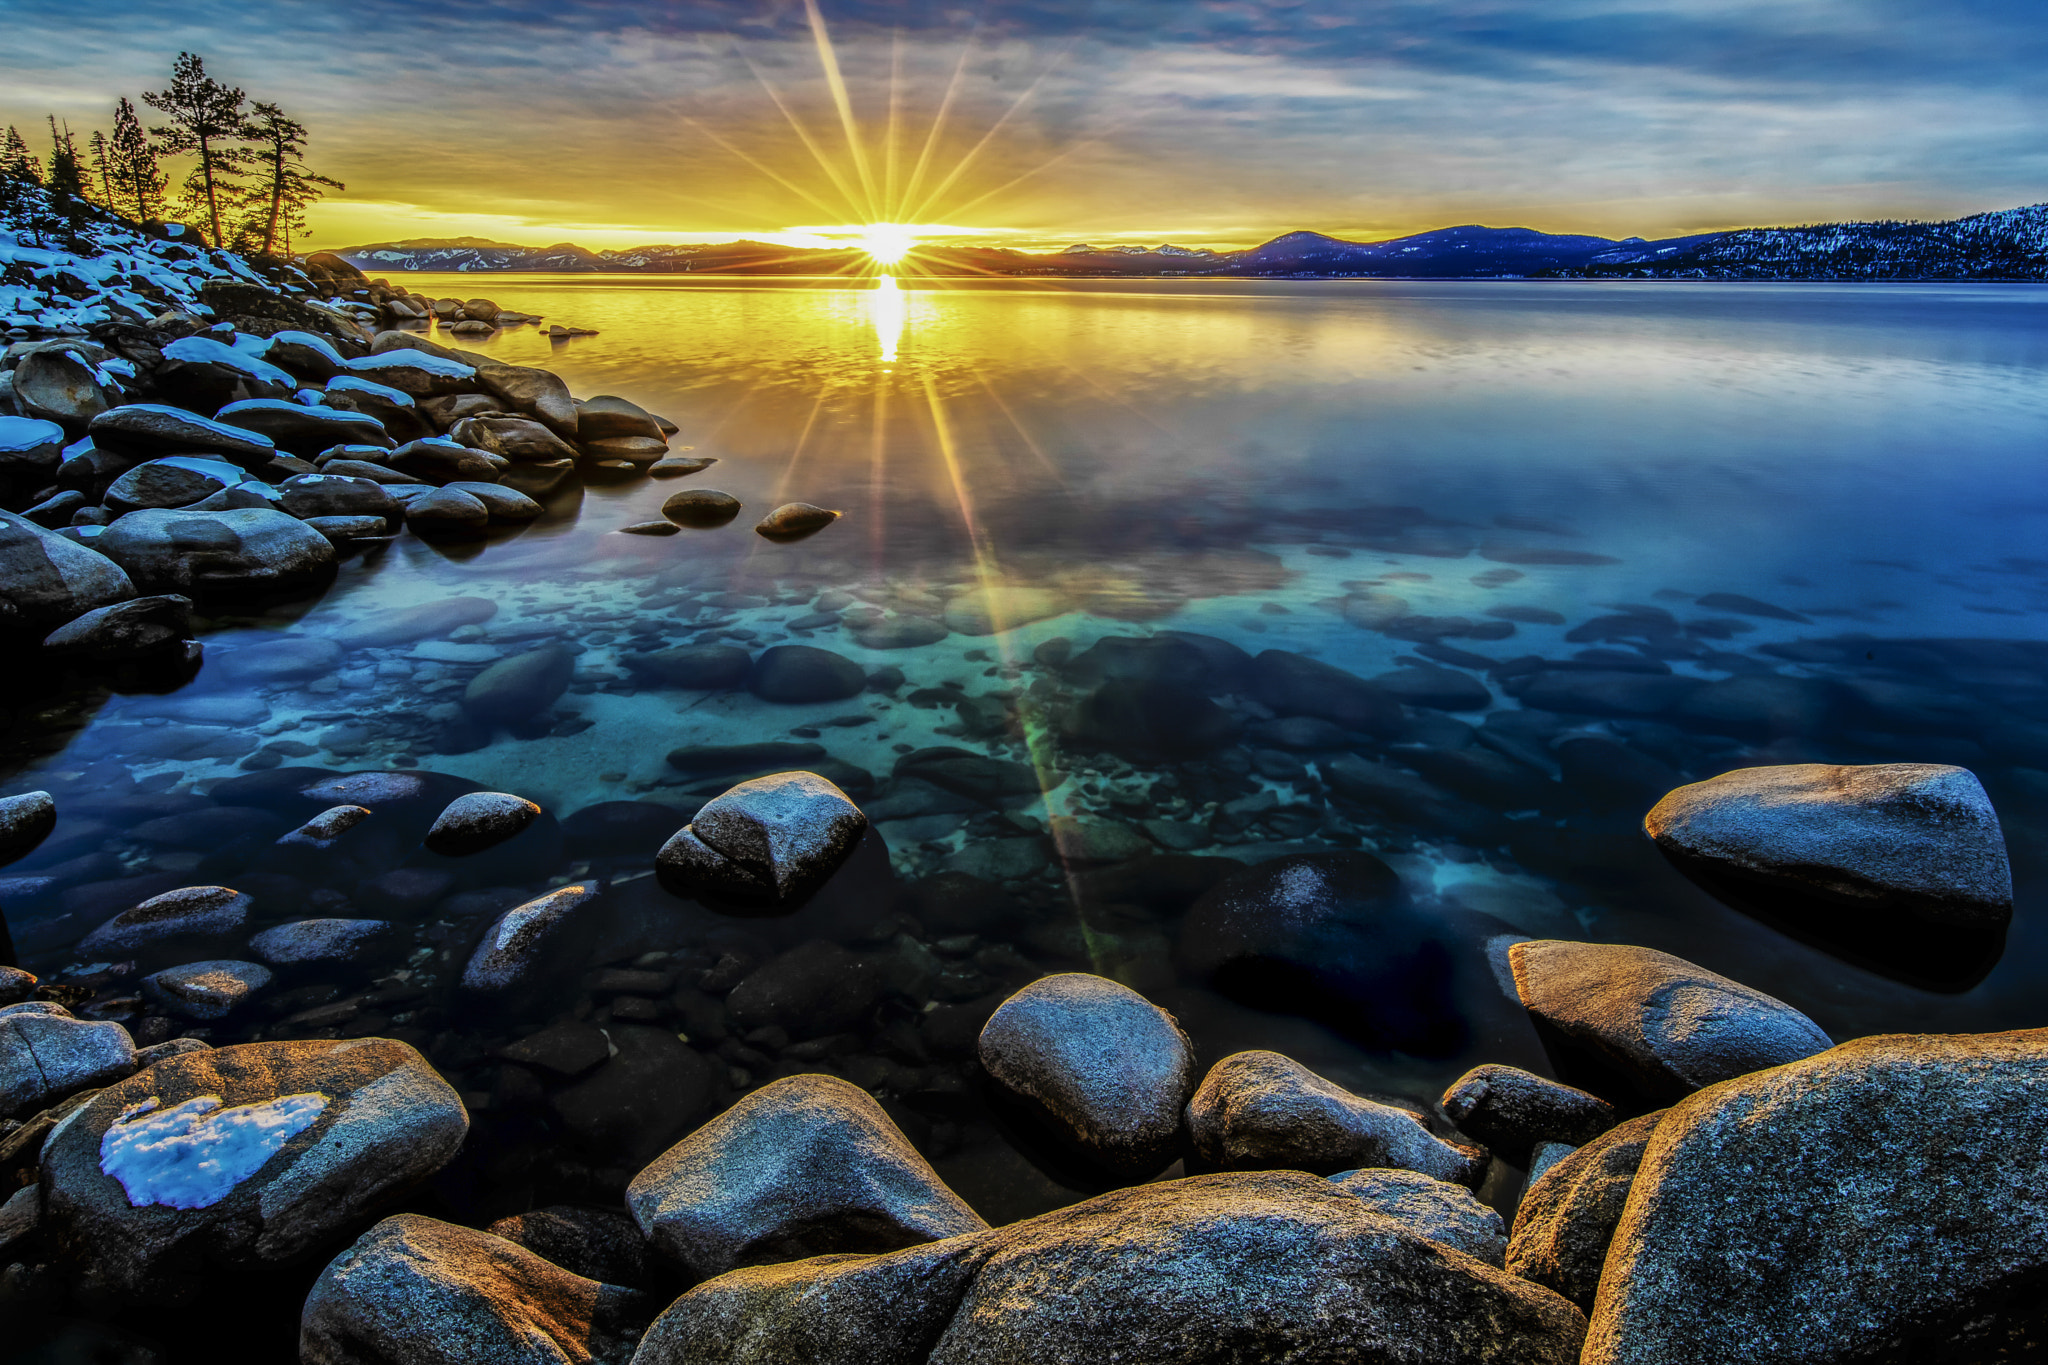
{"left": 261, "top": 147, "right": 284, "bottom": 255}
{"left": 199, "top": 132, "right": 223, "bottom": 248}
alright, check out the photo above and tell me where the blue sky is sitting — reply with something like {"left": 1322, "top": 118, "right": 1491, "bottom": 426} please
{"left": 3, "top": 0, "right": 2042, "bottom": 247}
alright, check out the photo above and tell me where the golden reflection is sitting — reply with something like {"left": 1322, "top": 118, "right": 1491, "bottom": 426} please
{"left": 868, "top": 276, "right": 907, "bottom": 362}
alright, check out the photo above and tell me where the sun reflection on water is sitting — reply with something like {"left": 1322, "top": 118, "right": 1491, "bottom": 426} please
{"left": 869, "top": 275, "right": 906, "bottom": 363}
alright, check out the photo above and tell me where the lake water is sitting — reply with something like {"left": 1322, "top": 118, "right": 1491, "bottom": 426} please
{"left": 8, "top": 277, "right": 2048, "bottom": 1337}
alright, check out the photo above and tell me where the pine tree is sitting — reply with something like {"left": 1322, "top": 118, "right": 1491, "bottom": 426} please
{"left": 2, "top": 125, "right": 51, "bottom": 243}
{"left": 1, "top": 125, "right": 44, "bottom": 186}
{"left": 237, "top": 102, "right": 343, "bottom": 257}
{"left": 143, "top": 52, "right": 250, "bottom": 248}
{"left": 44, "top": 117, "right": 90, "bottom": 238}
{"left": 89, "top": 130, "right": 114, "bottom": 209}
{"left": 109, "top": 98, "right": 165, "bottom": 225}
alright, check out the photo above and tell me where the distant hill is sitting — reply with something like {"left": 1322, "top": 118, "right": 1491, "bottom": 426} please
{"left": 333, "top": 206, "right": 2048, "bottom": 280}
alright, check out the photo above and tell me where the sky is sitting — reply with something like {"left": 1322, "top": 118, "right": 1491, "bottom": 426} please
{"left": 3, "top": 0, "right": 2044, "bottom": 252}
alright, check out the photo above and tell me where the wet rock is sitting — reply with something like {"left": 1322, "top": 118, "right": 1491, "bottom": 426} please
{"left": 624, "top": 644, "right": 753, "bottom": 689}
{"left": 1374, "top": 665, "right": 1493, "bottom": 711}
{"left": 894, "top": 748, "right": 1058, "bottom": 805}
{"left": 78, "top": 884, "right": 254, "bottom": 956}
{"left": 486, "top": 1205, "right": 660, "bottom": 1292}
{"left": 1439, "top": 1064, "right": 1616, "bottom": 1159}
{"left": 444, "top": 479, "right": 542, "bottom": 522}
{"left": 1504, "top": 1110, "right": 1664, "bottom": 1310}
{"left": 979, "top": 972, "right": 1195, "bottom": 1179}
{"left": 749, "top": 645, "right": 867, "bottom": 704}
{"left": 632, "top": 1233, "right": 992, "bottom": 1365}
{"left": 41, "top": 1038, "right": 468, "bottom": 1302}
{"left": 103, "top": 455, "right": 247, "bottom": 513}
{"left": 650, "top": 455, "right": 716, "bottom": 478}
{"left": 1251, "top": 649, "right": 1406, "bottom": 737}
{"left": 1508, "top": 940, "right": 1832, "bottom": 1102}
{"left": 249, "top": 918, "right": 398, "bottom": 968}
{"left": 1187, "top": 1050, "right": 1485, "bottom": 1185}
{"left": 1, "top": 1008, "right": 136, "bottom": 1119}
{"left": 450, "top": 414, "right": 579, "bottom": 461}
{"left": 582, "top": 434, "right": 668, "bottom": 464}
{"left": 1180, "top": 852, "right": 1475, "bottom": 1056}
{"left": 89, "top": 404, "right": 277, "bottom": 467}
{"left": 277, "top": 804, "right": 373, "bottom": 851}
{"left": 305, "top": 514, "right": 393, "bottom": 544}
{"left": 851, "top": 615, "right": 950, "bottom": 649}
{"left": 404, "top": 485, "right": 491, "bottom": 536}
{"left": 1511, "top": 670, "right": 1702, "bottom": 718}
{"left": 619, "top": 519, "right": 678, "bottom": 536}
{"left": 657, "top": 771, "right": 867, "bottom": 909}
{"left": 1670, "top": 674, "right": 1847, "bottom": 739}
{"left": 13, "top": 348, "right": 114, "bottom": 429}
{"left": 96, "top": 506, "right": 336, "bottom": 598}
{"left": 575, "top": 394, "right": 663, "bottom": 441}
{"left": 423, "top": 791, "right": 542, "bottom": 856}
{"left": 1644, "top": 762, "right": 2013, "bottom": 931}
{"left": 42, "top": 593, "right": 194, "bottom": 662}
{"left": 388, "top": 436, "right": 501, "bottom": 485}
{"left": 463, "top": 643, "right": 574, "bottom": 724}
{"left": 627, "top": 1072, "right": 987, "bottom": 1281}
{"left": 1073, "top": 678, "right": 1240, "bottom": 758}
{"left": 301, "top": 1214, "right": 649, "bottom": 1365}
{"left": 0, "top": 790, "right": 57, "bottom": 866}
{"left": 931, "top": 1171, "right": 1584, "bottom": 1364}
{"left": 216, "top": 399, "right": 392, "bottom": 456}
{"left": 1329, "top": 1167, "right": 1507, "bottom": 1265}
{"left": 476, "top": 363, "right": 581, "bottom": 438}
{"left": 0, "top": 508, "right": 137, "bottom": 635}
{"left": 140, "top": 959, "right": 273, "bottom": 1019}
{"left": 663, "top": 488, "right": 742, "bottom": 527}
{"left": 1584, "top": 1029, "right": 2048, "bottom": 1364}
{"left": 334, "top": 595, "right": 497, "bottom": 648}
{"left": 756, "top": 502, "right": 841, "bottom": 541}
{"left": 459, "top": 883, "right": 601, "bottom": 1006}
{"left": 215, "top": 635, "right": 346, "bottom": 683}
{"left": 726, "top": 940, "right": 889, "bottom": 1037}
{"left": 277, "top": 472, "right": 399, "bottom": 522}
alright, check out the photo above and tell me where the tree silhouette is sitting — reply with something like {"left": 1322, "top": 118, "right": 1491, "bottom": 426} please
{"left": 45, "top": 117, "right": 90, "bottom": 238}
{"left": 0, "top": 126, "right": 42, "bottom": 229}
{"left": 89, "top": 129, "right": 115, "bottom": 208}
{"left": 237, "top": 102, "right": 343, "bottom": 257}
{"left": 143, "top": 52, "right": 250, "bottom": 248}
{"left": 109, "top": 98, "right": 165, "bottom": 225}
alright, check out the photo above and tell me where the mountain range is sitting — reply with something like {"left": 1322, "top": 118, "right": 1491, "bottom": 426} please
{"left": 334, "top": 204, "right": 2048, "bottom": 281}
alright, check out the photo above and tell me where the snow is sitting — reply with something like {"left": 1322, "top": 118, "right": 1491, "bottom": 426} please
{"left": 345, "top": 349, "right": 475, "bottom": 379}
{"left": 98, "top": 1092, "right": 328, "bottom": 1210}
{"left": 0, "top": 416, "right": 65, "bottom": 454}
{"left": 326, "top": 374, "right": 416, "bottom": 407}
{"left": 161, "top": 336, "right": 298, "bottom": 388}
{"left": 148, "top": 454, "right": 249, "bottom": 483}
{"left": 266, "top": 330, "right": 347, "bottom": 369}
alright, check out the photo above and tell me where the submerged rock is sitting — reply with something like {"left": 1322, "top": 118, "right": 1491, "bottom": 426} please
{"left": 1508, "top": 940, "right": 1832, "bottom": 1102}
{"left": 301, "top": 1214, "right": 649, "bottom": 1365}
{"left": 1505, "top": 1110, "right": 1665, "bottom": 1310}
{"left": 656, "top": 771, "right": 867, "bottom": 908}
{"left": 40, "top": 1038, "right": 468, "bottom": 1302}
{"left": 624, "top": 643, "right": 753, "bottom": 689}
{"left": 78, "top": 884, "right": 254, "bottom": 956}
{"left": 249, "top": 918, "right": 398, "bottom": 968}
{"left": 1644, "top": 762, "right": 2013, "bottom": 930}
{"left": 748, "top": 646, "right": 868, "bottom": 703}
{"left": 978, "top": 973, "right": 1196, "bottom": 1179}
{"left": 1187, "top": 1050, "right": 1486, "bottom": 1185}
{"left": 627, "top": 1073, "right": 988, "bottom": 1281}
{"left": 1250, "top": 649, "right": 1405, "bottom": 737}
{"left": 462, "top": 643, "right": 574, "bottom": 724}
{"left": 1584, "top": 1030, "right": 2048, "bottom": 1363}
{"left": 423, "top": 791, "right": 543, "bottom": 856}
{"left": 460, "top": 883, "right": 602, "bottom": 1005}
{"left": 140, "top": 959, "right": 274, "bottom": 1019}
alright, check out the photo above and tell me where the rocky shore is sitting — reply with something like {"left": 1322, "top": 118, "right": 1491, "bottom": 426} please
{"left": 4, "top": 192, "right": 2048, "bottom": 1361}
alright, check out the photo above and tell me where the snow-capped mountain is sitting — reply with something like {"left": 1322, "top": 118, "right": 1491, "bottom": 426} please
{"left": 1567, "top": 204, "right": 2048, "bottom": 280}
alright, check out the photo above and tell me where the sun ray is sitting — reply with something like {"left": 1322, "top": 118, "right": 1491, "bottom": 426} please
{"left": 802, "top": 0, "right": 883, "bottom": 222}
{"left": 905, "top": 47, "right": 1071, "bottom": 225}
{"left": 739, "top": 51, "right": 869, "bottom": 220}
{"left": 901, "top": 40, "right": 977, "bottom": 223}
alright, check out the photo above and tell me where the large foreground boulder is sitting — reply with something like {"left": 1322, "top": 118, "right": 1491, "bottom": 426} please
{"left": 302, "top": 1214, "right": 650, "bottom": 1365}
{"left": 628, "top": 1074, "right": 987, "bottom": 1283}
{"left": 978, "top": 973, "right": 1196, "bottom": 1179}
{"left": 1, "top": 1006, "right": 137, "bottom": 1119}
{"left": 1509, "top": 940, "right": 1832, "bottom": 1103}
{"left": 39, "top": 1038, "right": 468, "bottom": 1301}
{"left": 1505, "top": 1110, "right": 1665, "bottom": 1311}
{"left": 1584, "top": 1029, "right": 2048, "bottom": 1363}
{"left": 0, "top": 508, "right": 136, "bottom": 635}
{"left": 632, "top": 1171, "right": 1586, "bottom": 1365}
{"left": 96, "top": 506, "right": 337, "bottom": 598}
{"left": 656, "top": 771, "right": 867, "bottom": 909}
{"left": 1187, "top": 1050, "right": 1485, "bottom": 1185}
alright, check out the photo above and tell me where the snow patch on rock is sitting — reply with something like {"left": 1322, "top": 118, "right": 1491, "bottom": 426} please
{"left": 99, "top": 1091, "right": 327, "bottom": 1210}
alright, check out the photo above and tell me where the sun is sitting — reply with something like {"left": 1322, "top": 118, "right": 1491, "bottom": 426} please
{"left": 857, "top": 223, "right": 918, "bottom": 267}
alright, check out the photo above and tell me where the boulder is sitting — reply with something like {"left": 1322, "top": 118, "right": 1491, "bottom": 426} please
{"left": 0, "top": 508, "right": 137, "bottom": 635}
{"left": 342, "top": 349, "right": 478, "bottom": 398}
{"left": 261, "top": 330, "right": 348, "bottom": 382}
{"left": 486, "top": 1205, "right": 660, "bottom": 1292}
{"left": 463, "top": 643, "right": 574, "bottom": 724}
{"left": 459, "top": 883, "right": 602, "bottom": 1006}
{"left": 725, "top": 940, "right": 889, "bottom": 1038}
{"left": 388, "top": 436, "right": 502, "bottom": 485}
{"left": 214, "top": 635, "right": 346, "bottom": 683}
{"left": 756, "top": 503, "right": 840, "bottom": 541}
{"left": 978, "top": 973, "right": 1196, "bottom": 1179}
{"left": 1250, "top": 649, "right": 1405, "bottom": 737}
{"left": 1, "top": 1007, "right": 136, "bottom": 1119}
{"left": 88, "top": 404, "right": 278, "bottom": 467}
{"left": 301, "top": 1214, "right": 649, "bottom": 1365}
{"left": 1187, "top": 1050, "right": 1485, "bottom": 1185}
{"left": 215, "top": 399, "right": 393, "bottom": 456}
{"left": 423, "top": 791, "right": 543, "bottom": 856}
{"left": 1328, "top": 1166, "right": 1507, "bottom": 1265}
{"left": 140, "top": 959, "right": 274, "bottom": 1019}
{"left": 404, "top": 485, "right": 491, "bottom": 536}
{"left": 96, "top": 506, "right": 336, "bottom": 598}
{"left": 575, "top": 395, "right": 663, "bottom": 441}
{"left": 582, "top": 435, "right": 668, "bottom": 464}
{"left": 663, "top": 489, "right": 742, "bottom": 527}
{"left": 749, "top": 645, "right": 866, "bottom": 704}
{"left": 78, "top": 884, "right": 254, "bottom": 956}
{"left": 931, "top": 1171, "right": 1584, "bottom": 1364}
{"left": 0, "top": 415, "right": 67, "bottom": 484}
{"left": 42, "top": 593, "right": 194, "bottom": 663}
{"left": 334, "top": 595, "right": 497, "bottom": 648}
{"left": 13, "top": 348, "right": 113, "bottom": 429}
{"left": 656, "top": 771, "right": 867, "bottom": 908}
{"left": 623, "top": 644, "right": 753, "bottom": 690}
{"left": 39, "top": 1038, "right": 468, "bottom": 1302}
{"left": 626, "top": 1073, "right": 987, "bottom": 1282}
{"left": 450, "top": 414, "right": 578, "bottom": 461}
{"left": 549, "top": 1023, "right": 718, "bottom": 1160}
{"left": 1644, "top": 763, "right": 2013, "bottom": 932}
{"left": 443, "top": 479, "right": 542, "bottom": 522}
{"left": 249, "top": 918, "right": 398, "bottom": 968}
{"left": 0, "top": 790, "right": 57, "bottom": 866}
{"left": 1505, "top": 1110, "right": 1665, "bottom": 1310}
{"left": 476, "top": 363, "right": 579, "bottom": 438}
{"left": 1440, "top": 1064, "right": 1616, "bottom": 1159}
{"left": 1584, "top": 1030, "right": 2048, "bottom": 1363}
{"left": 1508, "top": 940, "right": 1832, "bottom": 1103}
{"left": 277, "top": 472, "right": 400, "bottom": 522}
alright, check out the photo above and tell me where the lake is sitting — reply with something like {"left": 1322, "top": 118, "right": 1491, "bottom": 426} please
{"left": 7, "top": 274, "right": 2048, "bottom": 1317}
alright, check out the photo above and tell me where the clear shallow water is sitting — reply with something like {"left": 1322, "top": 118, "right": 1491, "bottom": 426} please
{"left": 7, "top": 278, "right": 2048, "bottom": 1343}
